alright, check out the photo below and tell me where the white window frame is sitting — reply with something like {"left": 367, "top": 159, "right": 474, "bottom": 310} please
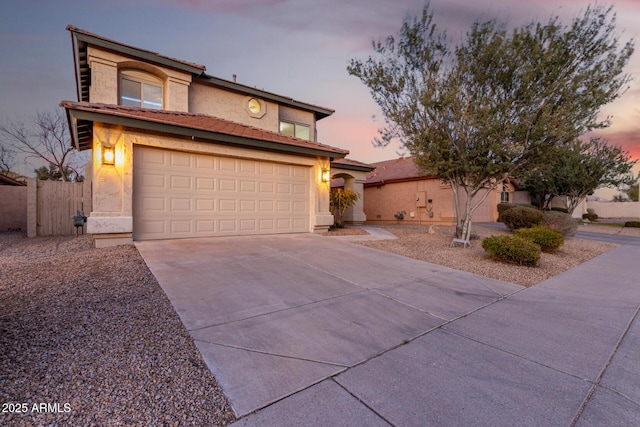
{"left": 119, "top": 70, "right": 164, "bottom": 110}
{"left": 279, "top": 120, "right": 310, "bottom": 140}
{"left": 500, "top": 186, "right": 510, "bottom": 203}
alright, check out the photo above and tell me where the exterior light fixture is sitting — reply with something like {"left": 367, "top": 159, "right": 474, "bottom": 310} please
{"left": 102, "top": 144, "right": 115, "bottom": 165}
{"left": 321, "top": 168, "right": 330, "bottom": 183}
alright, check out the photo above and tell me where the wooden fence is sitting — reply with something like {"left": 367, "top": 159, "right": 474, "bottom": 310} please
{"left": 27, "top": 179, "right": 91, "bottom": 236}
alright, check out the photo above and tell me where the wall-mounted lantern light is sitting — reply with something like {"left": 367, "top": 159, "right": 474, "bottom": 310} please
{"left": 102, "top": 144, "right": 115, "bottom": 165}
{"left": 321, "top": 168, "right": 330, "bottom": 183}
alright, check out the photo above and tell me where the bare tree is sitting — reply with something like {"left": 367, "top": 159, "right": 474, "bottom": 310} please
{"left": 0, "top": 110, "right": 84, "bottom": 181}
{"left": 0, "top": 143, "right": 15, "bottom": 175}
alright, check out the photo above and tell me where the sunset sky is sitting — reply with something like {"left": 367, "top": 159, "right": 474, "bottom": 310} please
{"left": 1, "top": 0, "right": 639, "bottom": 178}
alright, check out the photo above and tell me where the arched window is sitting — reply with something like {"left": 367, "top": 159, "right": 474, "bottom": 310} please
{"left": 119, "top": 70, "right": 163, "bottom": 109}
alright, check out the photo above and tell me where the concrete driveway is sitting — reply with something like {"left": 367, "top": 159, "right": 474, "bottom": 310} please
{"left": 136, "top": 233, "right": 640, "bottom": 426}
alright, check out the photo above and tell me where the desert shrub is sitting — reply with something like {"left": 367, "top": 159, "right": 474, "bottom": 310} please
{"left": 500, "top": 206, "right": 543, "bottom": 230}
{"left": 482, "top": 235, "right": 541, "bottom": 266}
{"left": 582, "top": 212, "right": 599, "bottom": 221}
{"left": 550, "top": 207, "right": 569, "bottom": 213}
{"left": 497, "top": 203, "right": 537, "bottom": 222}
{"left": 330, "top": 188, "right": 359, "bottom": 227}
{"left": 542, "top": 211, "right": 578, "bottom": 236}
{"left": 624, "top": 221, "right": 640, "bottom": 228}
{"left": 514, "top": 226, "right": 564, "bottom": 252}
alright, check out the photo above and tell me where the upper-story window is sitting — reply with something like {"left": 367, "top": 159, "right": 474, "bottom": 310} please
{"left": 279, "top": 121, "right": 310, "bottom": 140}
{"left": 119, "top": 70, "right": 163, "bottom": 109}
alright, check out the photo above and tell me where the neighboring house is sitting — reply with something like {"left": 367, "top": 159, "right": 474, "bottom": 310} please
{"left": 363, "top": 157, "right": 516, "bottom": 225}
{"left": 62, "top": 26, "right": 350, "bottom": 247}
{"left": 329, "top": 158, "right": 374, "bottom": 225}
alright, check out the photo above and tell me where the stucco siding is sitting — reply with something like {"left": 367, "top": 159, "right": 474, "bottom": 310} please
{"left": 189, "top": 82, "right": 279, "bottom": 132}
{"left": 364, "top": 180, "right": 456, "bottom": 224}
{"left": 364, "top": 179, "right": 503, "bottom": 224}
{"left": 87, "top": 46, "right": 192, "bottom": 111}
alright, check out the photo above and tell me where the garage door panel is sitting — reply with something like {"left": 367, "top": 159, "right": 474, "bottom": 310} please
{"left": 219, "top": 219, "right": 237, "bottom": 232}
{"left": 240, "top": 180, "right": 256, "bottom": 192}
{"left": 259, "top": 200, "right": 274, "bottom": 212}
{"left": 292, "top": 184, "right": 306, "bottom": 195}
{"left": 142, "top": 197, "right": 165, "bottom": 211}
{"left": 170, "top": 220, "right": 192, "bottom": 233}
{"left": 141, "top": 173, "right": 166, "bottom": 188}
{"left": 134, "top": 146, "right": 310, "bottom": 240}
{"left": 277, "top": 183, "right": 291, "bottom": 194}
{"left": 170, "top": 151, "right": 192, "bottom": 167}
{"left": 170, "top": 198, "right": 192, "bottom": 211}
{"left": 240, "top": 160, "right": 256, "bottom": 173}
{"left": 196, "top": 177, "right": 215, "bottom": 191}
{"left": 219, "top": 179, "right": 237, "bottom": 192}
{"left": 196, "top": 156, "right": 215, "bottom": 169}
{"left": 196, "top": 220, "right": 215, "bottom": 233}
{"left": 259, "top": 163, "right": 274, "bottom": 175}
{"left": 219, "top": 199, "right": 237, "bottom": 212}
{"left": 196, "top": 199, "right": 215, "bottom": 211}
{"left": 292, "top": 167, "right": 307, "bottom": 178}
{"left": 219, "top": 158, "right": 237, "bottom": 171}
{"left": 240, "top": 200, "right": 256, "bottom": 212}
{"left": 240, "top": 219, "right": 256, "bottom": 231}
{"left": 259, "top": 182, "right": 274, "bottom": 193}
{"left": 170, "top": 175, "right": 192, "bottom": 190}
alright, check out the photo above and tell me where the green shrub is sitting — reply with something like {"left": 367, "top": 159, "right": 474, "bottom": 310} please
{"left": 582, "top": 212, "right": 599, "bottom": 221}
{"left": 550, "top": 207, "right": 569, "bottom": 214}
{"left": 514, "top": 226, "right": 564, "bottom": 252}
{"left": 542, "top": 211, "right": 578, "bottom": 237}
{"left": 500, "top": 206, "right": 543, "bottom": 230}
{"left": 482, "top": 235, "right": 541, "bottom": 266}
{"left": 497, "top": 203, "right": 537, "bottom": 222}
{"left": 624, "top": 221, "right": 640, "bottom": 228}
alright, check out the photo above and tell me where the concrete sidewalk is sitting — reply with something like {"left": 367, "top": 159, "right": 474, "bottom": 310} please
{"left": 136, "top": 233, "right": 640, "bottom": 426}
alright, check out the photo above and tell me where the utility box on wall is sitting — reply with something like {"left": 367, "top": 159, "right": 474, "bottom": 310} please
{"left": 416, "top": 191, "right": 426, "bottom": 208}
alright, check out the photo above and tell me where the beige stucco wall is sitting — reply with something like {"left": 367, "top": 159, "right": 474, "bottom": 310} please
{"left": 87, "top": 122, "right": 333, "bottom": 246}
{"left": 87, "top": 46, "right": 192, "bottom": 112}
{"left": 189, "top": 82, "right": 281, "bottom": 132}
{"left": 586, "top": 201, "right": 640, "bottom": 219}
{"left": 364, "top": 180, "right": 506, "bottom": 225}
{"left": 365, "top": 180, "right": 456, "bottom": 224}
{"left": 0, "top": 186, "right": 27, "bottom": 231}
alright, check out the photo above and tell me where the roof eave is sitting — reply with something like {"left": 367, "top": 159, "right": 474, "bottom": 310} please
{"left": 196, "top": 75, "right": 335, "bottom": 121}
{"left": 67, "top": 27, "right": 205, "bottom": 76}
{"left": 364, "top": 176, "right": 437, "bottom": 187}
{"left": 330, "top": 161, "right": 374, "bottom": 172}
{"left": 64, "top": 107, "right": 347, "bottom": 159}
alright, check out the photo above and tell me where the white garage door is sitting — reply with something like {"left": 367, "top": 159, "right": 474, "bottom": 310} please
{"left": 133, "top": 146, "right": 310, "bottom": 240}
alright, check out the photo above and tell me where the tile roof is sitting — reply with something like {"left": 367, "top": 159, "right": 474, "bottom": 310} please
{"left": 364, "top": 157, "right": 434, "bottom": 186}
{"left": 61, "top": 101, "right": 349, "bottom": 158}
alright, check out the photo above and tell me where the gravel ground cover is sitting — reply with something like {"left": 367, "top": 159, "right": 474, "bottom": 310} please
{"left": 357, "top": 224, "right": 618, "bottom": 287}
{"left": 0, "top": 222, "right": 632, "bottom": 425}
{"left": 0, "top": 232, "right": 236, "bottom": 426}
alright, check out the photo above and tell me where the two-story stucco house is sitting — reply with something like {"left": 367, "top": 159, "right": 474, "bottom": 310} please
{"left": 61, "top": 26, "right": 358, "bottom": 247}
